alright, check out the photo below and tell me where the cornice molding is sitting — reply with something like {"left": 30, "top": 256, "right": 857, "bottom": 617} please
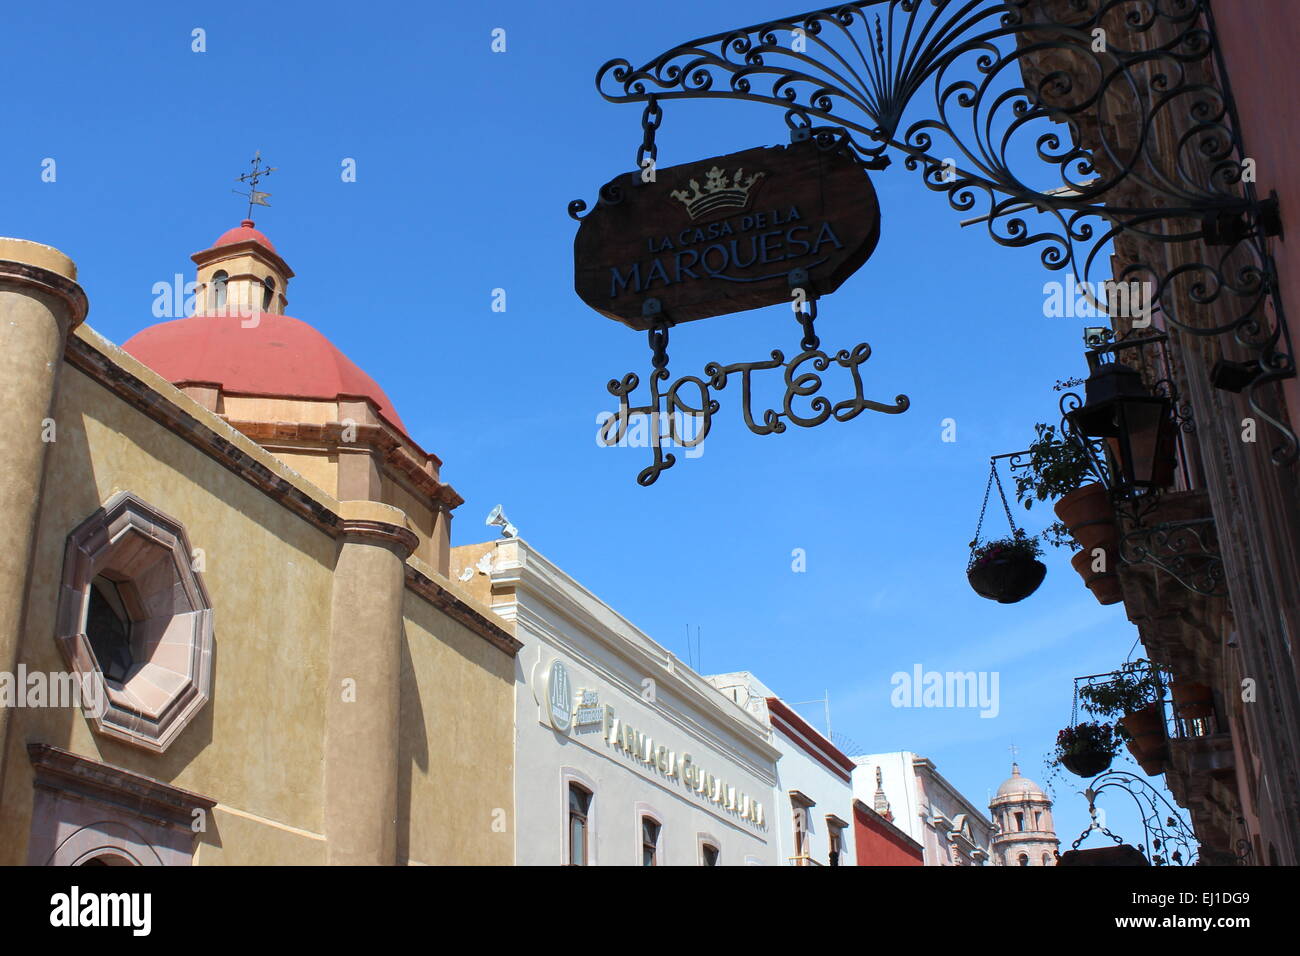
{"left": 494, "top": 544, "right": 779, "bottom": 763}
{"left": 226, "top": 417, "right": 462, "bottom": 510}
{"left": 28, "top": 743, "right": 215, "bottom": 830}
{"left": 0, "top": 257, "right": 89, "bottom": 326}
{"left": 404, "top": 561, "right": 522, "bottom": 658}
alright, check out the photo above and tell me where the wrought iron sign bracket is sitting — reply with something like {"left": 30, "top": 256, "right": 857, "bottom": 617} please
{"left": 1067, "top": 770, "right": 1200, "bottom": 866}
{"left": 593, "top": 0, "right": 1297, "bottom": 464}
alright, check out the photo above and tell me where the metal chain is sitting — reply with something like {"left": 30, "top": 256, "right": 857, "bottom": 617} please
{"left": 648, "top": 321, "right": 669, "bottom": 371}
{"left": 794, "top": 297, "right": 820, "bottom": 351}
{"left": 637, "top": 96, "right": 662, "bottom": 174}
{"left": 971, "top": 464, "right": 995, "bottom": 550}
{"left": 992, "top": 463, "right": 1017, "bottom": 535}
{"left": 971, "top": 459, "right": 1020, "bottom": 550}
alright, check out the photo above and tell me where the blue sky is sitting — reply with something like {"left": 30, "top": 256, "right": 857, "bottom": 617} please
{"left": 3, "top": 1, "right": 1183, "bottom": 853}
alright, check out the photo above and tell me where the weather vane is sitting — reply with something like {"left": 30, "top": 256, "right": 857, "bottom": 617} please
{"left": 233, "top": 150, "right": 275, "bottom": 219}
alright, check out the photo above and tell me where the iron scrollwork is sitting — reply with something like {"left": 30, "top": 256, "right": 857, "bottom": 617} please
{"left": 1116, "top": 510, "right": 1228, "bottom": 598}
{"left": 1054, "top": 337, "right": 1227, "bottom": 596}
{"left": 1070, "top": 770, "right": 1201, "bottom": 865}
{"left": 593, "top": 0, "right": 1296, "bottom": 462}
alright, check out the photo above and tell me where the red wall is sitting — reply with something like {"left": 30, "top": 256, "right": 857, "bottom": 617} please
{"left": 1211, "top": 0, "right": 1300, "bottom": 424}
{"left": 854, "top": 803, "right": 923, "bottom": 867}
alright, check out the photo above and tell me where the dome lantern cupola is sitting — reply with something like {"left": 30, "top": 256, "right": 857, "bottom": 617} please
{"left": 192, "top": 219, "right": 293, "bottom": 317}
{"left": 124, "top": 217, "right": 462, "bottom": 575}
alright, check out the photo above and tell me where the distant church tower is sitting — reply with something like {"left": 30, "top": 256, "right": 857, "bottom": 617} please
{"left": 989, "top": 764, "right": 1060, "bottom": 866}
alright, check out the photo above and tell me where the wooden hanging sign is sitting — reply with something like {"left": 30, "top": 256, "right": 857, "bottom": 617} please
{"left": 573, "top": 139, "right": 882, "bottom": 330}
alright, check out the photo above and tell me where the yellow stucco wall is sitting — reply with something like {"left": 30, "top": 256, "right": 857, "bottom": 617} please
{"left": 0, "top": 347, "right": 518, "bottom": 865}
{"left": 398, "top": 589, "right": 517, "bottom": 865}
{"left": 0, "top": 364, "right": 335, "bottom": 862}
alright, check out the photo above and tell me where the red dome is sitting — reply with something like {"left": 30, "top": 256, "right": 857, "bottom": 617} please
{"left": 213, "top": 219, "right": 276, "bottom": 253}
{"left": 122, "top": 313, "right": 407, "bottom": 433}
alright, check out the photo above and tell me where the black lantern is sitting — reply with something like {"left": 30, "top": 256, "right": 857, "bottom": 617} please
{"left": 1066, "top": 352, "right": 1177, "bottom": 496}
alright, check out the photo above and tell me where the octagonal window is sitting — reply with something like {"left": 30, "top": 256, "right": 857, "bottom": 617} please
{"left": 57, "top": 492, "right": 214, "bottom": 753}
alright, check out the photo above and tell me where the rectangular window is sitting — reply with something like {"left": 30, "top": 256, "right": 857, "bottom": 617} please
{"left": 787, "top": 791, "right": 817, "bottom": 866}
{"left": 701, "top": 843, "right": 719, "bottom": 866}
{"left": 641, "top": 817, "right": 661, "bottom": 866}
{"left": 568, "top": 784, "right": 592, "bottom": 866}
{"left": 788, "top": 791, "right": 817, "bottom": 865}
{"left": 827, "top": 822, "right": 844, "bottom": 867}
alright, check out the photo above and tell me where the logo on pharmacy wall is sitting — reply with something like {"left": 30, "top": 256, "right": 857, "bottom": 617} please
{"left": 544, "top": 659, "right": 572, "bottom": 731}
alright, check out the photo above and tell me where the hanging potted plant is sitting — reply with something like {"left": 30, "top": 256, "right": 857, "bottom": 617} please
{"left": 1014, "top": 423, "right": 1120, "bottom": 603}
{"left": 967, "top": 534, "right": 1046, "bottom": 604}
{"left": 1014, "top": 423, "right": 1117, "bottom": 552}
{"left": 1078, "top": 664, "right": 1168, "bottom": 775}
{"left": 967, "top": 461, "right": 1046, "bottom": 604}
{"left": 1054, "top": 722, "right": 1123, "bottom": 778}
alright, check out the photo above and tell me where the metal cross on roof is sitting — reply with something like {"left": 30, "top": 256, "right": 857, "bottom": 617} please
{"left": 233, "top": 151, "right": 275, "bottom": 219}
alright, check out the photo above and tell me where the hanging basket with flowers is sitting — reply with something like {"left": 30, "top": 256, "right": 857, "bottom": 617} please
{"left": 967, "top": 459, "right": 1046, "bottom": 604}
{"left": 1054, "top": 722, "right": 1123, "bottom": 777}
{"left": 1076, "top": 662, "right": 1169, "bottom": 776}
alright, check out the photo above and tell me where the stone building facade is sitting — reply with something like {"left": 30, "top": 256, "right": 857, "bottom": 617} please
{"left": 1016, "top": 0, "right": 1300, "bottom": 865}
{"left": 453, "top": 539, "right": 780, "bottom": 866}
{"left": 851, "top": 751, "right": 994, "bottom": 865}
{"left": 988, "top": 764, "right": 1060, "bottom": 867}
{"left": 706, "top": 671, "right": 859, "bottom": 866}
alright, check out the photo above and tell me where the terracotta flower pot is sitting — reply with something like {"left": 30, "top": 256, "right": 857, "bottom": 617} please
{"left": 1120, "top": 704, "right": 1167, "bottom": 775}
{"left": 967, "top": 554, "right": 1047, "bottom": 604}
{"left": 1054, "top": 483, "right": 1118, "bottom": 553}
{"left": 1060, "top": 750, "right": 1113, "bottom": 778}
{"left": 1070, "top": 549, "right": 1123, "bottom": 605}
{"left": 1170, "top": 681, "right": 1214, "bottom": 720}
{"left": 1126, "top": 739, "right": 1166, "bottom": 776}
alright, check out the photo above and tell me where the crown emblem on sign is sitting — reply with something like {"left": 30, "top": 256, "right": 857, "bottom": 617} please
{"left": 670, "top": 167, "right": 765, "bottom": 220}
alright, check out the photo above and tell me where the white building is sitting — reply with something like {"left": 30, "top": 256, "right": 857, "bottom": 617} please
{"left": 453, "top": 538, "right": 780, "bottom": 866}
{"left": 707, "top": 672, "right": 857, "bottom": 866}
{"left": 851, "top": 751, "right": 995, "bottom": 865}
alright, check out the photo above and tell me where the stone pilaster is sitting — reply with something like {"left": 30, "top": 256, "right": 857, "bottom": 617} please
{"left": 323, "top": 500, "right": 418, "bottom": 865}
{"left": 0, "top": 239, "right": 87, "bottom": 795}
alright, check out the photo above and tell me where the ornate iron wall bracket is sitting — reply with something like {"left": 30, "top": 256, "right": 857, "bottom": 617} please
{"left": 1068, "top": 770, "right": 1200, "bottom": 865}
{"left": 593, "top": 0, "right": 1296, "bottom": 462}
{"left": 1117, "top": 509, "right": 1227, "bottom": 598}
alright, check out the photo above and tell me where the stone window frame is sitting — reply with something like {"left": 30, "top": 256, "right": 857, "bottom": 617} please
{"left": 560, "top": 767, "right": 598, "bottom": 866}
{"left": 633, "top": 801, "right": 664, "bottom": 866}
{"left": 697, "top": 830, "right": 721, "bottom": 866}
{"left": 26, "top": 744, "right": 214, "bottom": 866}
{"left": 55, "top": 491, "right": 214, "bottom": 753}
